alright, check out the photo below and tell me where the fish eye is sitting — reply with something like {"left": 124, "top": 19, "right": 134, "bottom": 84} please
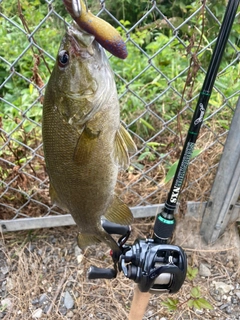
{"left": 58, "top": 50, "right": 69, "bottom": 68}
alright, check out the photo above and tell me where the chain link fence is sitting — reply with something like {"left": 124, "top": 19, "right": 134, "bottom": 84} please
{"left": 0, "top": 0, "right": 239, "bottom": 231}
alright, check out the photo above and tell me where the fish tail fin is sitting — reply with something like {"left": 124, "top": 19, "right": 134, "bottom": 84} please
{"left": 77, "top": 230, "right": 119, "bottom": 251}
{"left": 104, "top": 195, "right": 133, "bottom": 226}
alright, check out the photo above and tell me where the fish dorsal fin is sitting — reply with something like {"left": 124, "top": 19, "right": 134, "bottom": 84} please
{"left": 73, "top": 126, "right": 100, "bottom": 165}
{"left": 114, "top": 124, "right": 137, "bottom": 169}
{"left": 104, "top": 195, "right": 133, "bottom": 225}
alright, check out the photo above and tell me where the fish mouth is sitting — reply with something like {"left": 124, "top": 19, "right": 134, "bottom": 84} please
{"left": 65, "top": 23, "right": 107, "bottom": 67}
{"left": 68, "top": 23, "right": 95, "bottom": 50}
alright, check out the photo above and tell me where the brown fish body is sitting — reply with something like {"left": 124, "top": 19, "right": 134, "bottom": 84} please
{"left": 42, "top": 24, "right": 136, "bottom": 251}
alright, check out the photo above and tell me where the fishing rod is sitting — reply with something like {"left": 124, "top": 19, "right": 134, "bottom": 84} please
{"left": 88, "top": 0, "right": 239, "bottom": 297}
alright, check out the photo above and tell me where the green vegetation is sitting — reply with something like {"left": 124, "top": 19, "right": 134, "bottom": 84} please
{"left": 0, "top": 0, "right": 239, "bottom": 160}
{"left": 164, "top": 148, "right": 202, "bottom": 183}
{"left": 162, "top": 265, "right": 213, "bottom": 312}
{"left": 0, "top": 1, "right": 66, "bottom": 144}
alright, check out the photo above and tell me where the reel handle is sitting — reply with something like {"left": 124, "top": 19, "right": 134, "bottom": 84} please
{"left": 101, "top": 219, "right": 130, "bottom": 236}
{"left": 88, "top": 220, "right": 131, "bottom": 280}
{"left": 88, "top": 266, "right": 116, "bottom": 279}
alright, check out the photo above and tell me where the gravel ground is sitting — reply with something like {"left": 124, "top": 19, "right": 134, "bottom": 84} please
{"left": 0, "top": 223, "right": 240, "bottom": 320}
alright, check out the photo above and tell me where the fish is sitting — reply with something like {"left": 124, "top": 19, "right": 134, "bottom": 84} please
{"left": 42, "top": 23, "right": 136, "bottom": 251}
{"left": 62, "top": 0, "right": 128, "bottom": 59}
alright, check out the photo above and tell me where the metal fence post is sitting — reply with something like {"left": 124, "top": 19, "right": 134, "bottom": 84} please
{"left": 200, "top": 95, "right": 240, "bottom": 244}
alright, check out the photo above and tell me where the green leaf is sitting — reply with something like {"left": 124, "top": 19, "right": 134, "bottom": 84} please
{"left": 196, "top": 298, "right": 213, "bottom": 310}
{"left": 190, "top": 286, "right": 200, "bottom": 298}
{"left": 167, "top": 298, "right": 179, "bottom": 306}
{"left": 164, "top": 149, "right": 202, "bottom": 183}
{"left": 165, "top": 161, "right": 178, "bottom": 184}
{"left": 191, "top": 149, "right": 202, "bottom": 158}
{"left": 161, "top": 298, "right": 179, "bottom": 311}
{"left": 139, "top": 118, "right": 155, "bottom": 131}
{"left": 193, "top": 299, "right": 202, "bottom": 310}
{"left": 187, "top": 299, "right": 194, "bottom": 308}
{"left": 138, "top": 151, "right": 150, "bottom": 161}
{"left": 187, "top": 266, "right": 199, "bottom": 280}
{"left": 132, "top": 162, "right": 144, "bottom": 170}
{"left": 146, "top": 142, "right": 161, "bottom": 148}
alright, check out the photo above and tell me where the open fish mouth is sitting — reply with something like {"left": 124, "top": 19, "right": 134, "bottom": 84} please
{"left": 64, "top": 24, "right": 102, "bottom": 59}
{"left": 68, "top": 23, "right": 95, "bottom": 49}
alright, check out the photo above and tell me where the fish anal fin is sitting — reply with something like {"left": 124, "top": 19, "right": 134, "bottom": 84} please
{"left": 73, "top": 126, "right": 100, "bottom": 165}
{"left": 77, "top": 230, "right": 119, "bottom": 251}
{"left": 104, "top": 195, "right": 133, "bottom": 226}
{"left": 77, "top": 233, "right": 101, "bottom": 250}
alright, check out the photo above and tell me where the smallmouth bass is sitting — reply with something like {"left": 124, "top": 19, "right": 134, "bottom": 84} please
{"left": 62, "top": 0, "right": 128, "bottom": 59}
{"left": 42, "top": 23, "right": 136, "bottom": 251}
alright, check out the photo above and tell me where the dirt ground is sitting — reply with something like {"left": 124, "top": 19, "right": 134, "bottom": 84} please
{"left": 1, "top": 220, "right": 240, "bottom": 320}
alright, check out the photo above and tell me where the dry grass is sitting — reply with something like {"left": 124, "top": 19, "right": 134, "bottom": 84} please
{"left": 1, "top": 223, "right": 239, "bottom": 320}
{"left": 0, "top": 93, "right": 237, "bottom": 319}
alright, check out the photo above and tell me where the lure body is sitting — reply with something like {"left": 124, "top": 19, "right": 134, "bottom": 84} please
{"left": 63, "top": 0, "right": 128, "bottom": 59}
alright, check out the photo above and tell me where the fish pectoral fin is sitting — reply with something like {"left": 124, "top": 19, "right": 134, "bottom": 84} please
{"left": 73, "top": 126, "right": 100, "bottom": 165}
{"left": 119, "top": 124, "right": 137, "bottom": 154}
{"left": 77, "top": 230, "right": 119, "bottom": 251}
{"left": 104, "top": 195, "right": 133, "bottom": 226}
{"left": 114, "top": 125, "right": 137, "bottom": 169}
{"left": 49, "top": 183, "right": 68, "bottom": 211}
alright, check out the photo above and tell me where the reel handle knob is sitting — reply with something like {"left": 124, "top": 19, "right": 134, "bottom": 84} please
{"left": 88, "top": 266, "right": 116, "bottom": 279}
{"left": 101, "top": 219, "right": 131, "bottom": 235}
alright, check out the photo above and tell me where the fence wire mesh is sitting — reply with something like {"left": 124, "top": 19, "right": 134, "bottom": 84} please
{"left": 0, "top": 1, "right": 239, "bottom": 225}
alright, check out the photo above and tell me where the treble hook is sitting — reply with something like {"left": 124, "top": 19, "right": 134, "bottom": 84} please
{"left": 72, "top": 0, "right": 81, "bottom": 17}
{"left": 72, "top": 0, "right": 88, "bottom": 17}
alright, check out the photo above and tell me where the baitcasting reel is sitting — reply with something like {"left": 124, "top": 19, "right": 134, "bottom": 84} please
{"left": 88, "top": 219, "right": 187, "bottom": 294}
